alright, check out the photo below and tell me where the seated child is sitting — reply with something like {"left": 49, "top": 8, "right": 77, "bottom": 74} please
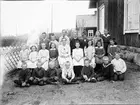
{"left": 84, "top": 40, "right": 96, "bottom": 68}
{"left": 49, "top": 42, "right": 59, "bottom": 69}
{"left": 14, "top": 62, "right": 32, "bottom": 87}
{"left": 81, "top": 59, "right": 96, "bottom": 82}
{"left": 17, "top": 44, "right": 30, "bottom": 68}
{"left": 31, "top": 61, "right": 46, "bottom": 86}
{"left": 38, "top": 42, "right": 49, "bottom": 70}
{"left": 96, "top": 56, "right": 114, "bottom": 82}
{"left": 61, "top": 61, "right": 77, "bottom": 84}
{"left": 28, "top": 44, "right": 38, "bottom": 68}
{"left": 111, "top": 53, "right": 127, "bottom": 81}
{"left": 72, "top": 41, "right": 84, "bottom": 78}
{"left": 45, "top": 63, "right": 61, "bottom": 84}
{"left": 107, "top": 39, "right": 118, "bottom": 61}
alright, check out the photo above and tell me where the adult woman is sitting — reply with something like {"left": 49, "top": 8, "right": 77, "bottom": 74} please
{"left": 58, "top": 38, "right": 72, "bottom": 68}
{"left": 93, "top": 30, "right": 104, "bottom": 47}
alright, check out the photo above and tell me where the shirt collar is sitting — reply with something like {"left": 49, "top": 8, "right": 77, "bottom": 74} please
{"left": 103, "top": 63, "right": 111, "bottom": 68}
{"left": 103, "top": 34, "right": 110, "bottom": 37}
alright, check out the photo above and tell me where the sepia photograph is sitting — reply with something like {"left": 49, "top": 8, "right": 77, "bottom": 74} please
{"left": 0, "top": 0, "right": 140, "bottom": 104}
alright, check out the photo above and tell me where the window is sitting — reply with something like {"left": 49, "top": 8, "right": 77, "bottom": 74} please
{"left": 88, "top": 30, "right": 94, "bottom": 37}
{"left": 99, "top": 4, "right": 105, "bottom": 34}
{"left": 124, "top": 0, "right": 140, "bottom": 34}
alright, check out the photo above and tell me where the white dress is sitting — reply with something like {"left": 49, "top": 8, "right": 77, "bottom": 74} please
{"left": 72, "top": 48, "right": 84, "bottom": 66}
{"left": 84, "top": 46, "right": 96, "bottom": 68}
{"left": 28, "top": 51, "right": 38, "bottom": 68}
{"left": 17, "top": 49, "right": 30, "bottom": 68}
{"left": 38, "top": 49, "right": 49, "bottom": 70}
{"left": 58, "top": 44, "right": 72, "bottom": 68}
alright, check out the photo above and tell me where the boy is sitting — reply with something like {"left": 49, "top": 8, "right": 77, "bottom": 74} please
{"left": 96, "top": 56, "right": 114, "bottom": 82}
{"left": 81, "top": 59, "right": 96, "bottom": 82}
{"left": 14, "top": 62, "right": 32, "bottom": 87}
{"left": 61, "top": 61, "right": 78, "bottom": 84}
{"left": 111, "top": 53, "right": 127, "bottom": 81}
{"left": 31, "top": 62, "right": 46, "bottom": 86}
{"left": 45, "top": 63, "right": 61, "bottom": 84}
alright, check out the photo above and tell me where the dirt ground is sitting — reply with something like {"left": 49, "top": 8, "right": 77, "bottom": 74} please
{"left": 1, "top": 61, "right": 140, "bottom": 105}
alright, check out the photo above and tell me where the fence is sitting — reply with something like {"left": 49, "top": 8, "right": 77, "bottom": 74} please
{"left": 0, "top": 46, "right": 21, "bottom": 72}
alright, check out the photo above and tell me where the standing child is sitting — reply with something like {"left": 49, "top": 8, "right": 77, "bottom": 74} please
{"left": 96, "top": 56, "right": 114, "bottom": 82}
{"left": 28, "top": 44, "right": 38, "bottom": 68}
{"left": 81, "top": 59, "right": 96, "bottom": 82}
{"left": 84, "top": 40, "right": 96, "bottom": 68}
{"left": 14, "top": 62, "right": 32, "bottom": 87}
{"left": 72, "top": 41, "right": 84, "bottom": 78}
{"left": 31, "top": 62, "right": 46, "bottom": 86}
{"left": 38, "top": 43, "right": 49, "bottom": 71}
{"left": 49, "top": 42, "right": 59, "bottom": 69}
{"left": 111, "top": 53, "right": 127, "bottom": 81}
{"left": 17, "top": 44, "right": 30, "bottom": 68}
{"left": 107, "top": 39, "right": 118, "bottom": 61}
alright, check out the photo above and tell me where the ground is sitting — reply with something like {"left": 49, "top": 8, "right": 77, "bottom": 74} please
{"left": 0, "top": 61, "right": 140, "bottom": 105}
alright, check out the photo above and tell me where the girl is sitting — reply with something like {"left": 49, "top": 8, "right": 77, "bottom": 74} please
{"left": 28, "top": 44, "right": 38, "bottom": 68}
{"left": 84, "top": 40, "right": 96, "bottom": 68}
{"left": 17, "top": 44, "right": 30, "bottom": 68}
{"left": 93, "top": 30, "right": 104, "bottom": 47}
{"left": 95, "top": 41, "right": 105, "bottom": 64}
{"left": 58, "top": 38, "right": 72, "bottom": 68}
{"left": 72, "top": 41, "right": 84, "bottom": 78}
{"left": 49, "top": 42, "right": 59, "bottom": 69}
{"left": 108, "top": 39, "right": 118, "bottom": 61}
{"left": 38, "top": 43, "right": 49, "bottom": 71}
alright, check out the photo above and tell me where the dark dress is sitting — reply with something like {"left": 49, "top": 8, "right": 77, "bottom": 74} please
{"left": 101, "top": 34, "right": 111, "bottom": 55}
{"left": 80, "top": 38, "right": 88, "bottom": 49}
{"left": 70, "top": 38, "right": 81, "bottom": 53}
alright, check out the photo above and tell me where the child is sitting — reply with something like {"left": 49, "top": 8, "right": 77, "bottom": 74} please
{"left": 61, "top": 61, "right": 76, "bottom": 84}
{"left": 31, "top": 61, "right": 46, "bottom": 86}
{"left": 81, "top": 59, "right": 96, "bottom": 82}
{"left": 45, "top": 63, "right": 61, "bottom": 84}
{"left": 17, "top": 44, "right": 30, "bottom": 68}
{"left": 111, "top": 53, "right": 127, "bottom": 81}
{"left": 14, "top": 62, "right": 32, "bottom": 87}
{"left": 107, "top": 39, "right": 118, "bottom": 61}
{"left": 38, "top": 43, "right": 49, "bottom": 70}
{"left": 72, "top": 41, "right": 84, "bottom": 78}
{"left": 96, "top": 56, "right": 114, "bottom": 82}
{"left": 28, "top": 44, "right": 38, "bottom": 68}
{"left": 49, "top": 42, "right": 59, "bottom": 69}
{"left": 95, "top": 41, "right": 105, "bottom": 64}
{"left": 101, "top": 29, "right": 111, "bottom": 56}
{"left": 84, "top": 40, "right": 96, "bottom": 68}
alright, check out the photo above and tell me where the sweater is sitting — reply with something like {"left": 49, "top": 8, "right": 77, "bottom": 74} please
{"left": 33, "top": 67, "right": 46, "bottom": 79}
{"left": 81, "top": 66, "right": 96, "bottom": 78}
{"left": 111, "top": 58, "right": 127, "bottom": 73}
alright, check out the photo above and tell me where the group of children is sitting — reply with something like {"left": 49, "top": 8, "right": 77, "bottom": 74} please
{"left": 14, "top": 30, "right": 127, "bottom": 87}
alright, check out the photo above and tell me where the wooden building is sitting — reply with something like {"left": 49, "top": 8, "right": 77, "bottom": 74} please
{"left": 89, "top": 0, "right": 140, "bottom": 47}
{"left": 76, "top": 12, "right": 97, "bottom": 38}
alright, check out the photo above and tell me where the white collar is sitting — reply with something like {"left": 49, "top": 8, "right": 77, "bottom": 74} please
{"left": 103, "top": 34, "right": 110, "bottom": 37}
{"left": 110, "top": 45, "right": 117, "bottom": 47}
{"left": 95, "top": 46, "right": 103, "bottom": 49}
{"left": 103, "top": 63, "right": 111, "bottom": 68}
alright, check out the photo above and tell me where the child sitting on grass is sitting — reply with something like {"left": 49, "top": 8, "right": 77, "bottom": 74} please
{"left": 61, "top": 61, "right": 78, "bottom": 84}
{"left": 81, "top": 59, "right": 96, "bottom": 83}
{"left": 31, "top": 61, "right": 46, "bottom": 86}
{"left": 111, "top": 53, "right": 127, "bottom": 81}
{"left": 14, "top": 62, "right": 32, "bottom": 87}
{"left": 96, "top": 56, "right": 114, "bottom": 82}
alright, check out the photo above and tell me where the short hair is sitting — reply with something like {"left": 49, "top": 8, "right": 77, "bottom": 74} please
{"left": 42, "top": 32, "right": 46, "bottom": 35}
{"left": 88, "top": 40, "right": 93, "bottom": 45}
{"left": 103, "top": 56, "right": 109, "bottom": 61}
{"left": 30, "top": 45, "right": 37, "bottom": 51}
{"left": 75, "top": 41, "right": 80, "bottom": 45}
